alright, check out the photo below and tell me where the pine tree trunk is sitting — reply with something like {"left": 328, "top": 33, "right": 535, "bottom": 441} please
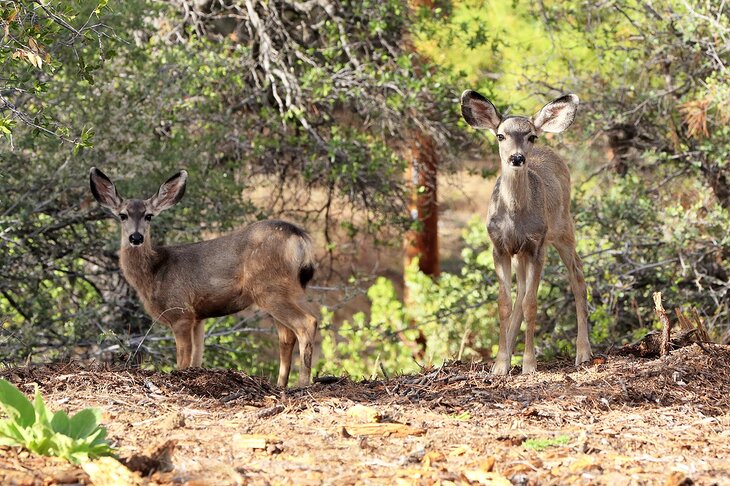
{"left": 404, "top": 132, "right": 440, "bottom": 277}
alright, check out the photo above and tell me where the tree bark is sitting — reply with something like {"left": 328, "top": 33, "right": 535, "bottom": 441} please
{"left": 404, "top": 132, "right": 440, "bottom": 277}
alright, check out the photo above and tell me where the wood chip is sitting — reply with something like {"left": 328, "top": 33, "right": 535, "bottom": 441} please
{"left": 461, "top": 470, "right": 512, "bottom": 485}
{"left": 233, "top": 433, "right": 282, "bottom": 449}
{"left": 421, "top": 450, "right": 445, "bottom": 468}
{"left": 342, "top": 423, "right": 426, "bottom": 438}
{"left": 159, "top": 411, "right": 185, "bottom": 430}
{"left": 346, "top": 404, "right": 382, "bottom": 423}
{"left": 81, "top": 457, "right": 144, "bottom": 486}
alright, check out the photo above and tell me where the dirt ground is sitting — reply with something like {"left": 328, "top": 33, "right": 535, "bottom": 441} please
{"left": 1, "top": 344, "right": 729, "bottom": 485}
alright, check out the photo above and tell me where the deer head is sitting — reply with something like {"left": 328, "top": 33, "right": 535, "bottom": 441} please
{"left": 89, "top": 167, "right": 187, "bottom": 248}
{"left": 461, "top": 91, "right": 579, "bottom": 169}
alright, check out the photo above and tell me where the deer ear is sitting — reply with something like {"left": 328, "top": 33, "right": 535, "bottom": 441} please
{"left": 532, "top": 94, "right": 579, "bottom": 134}
{"left": 149, "top": 170, "right": 187, "bottom": 214}
{"left": 461, "top": 90, "right": 502, "bottom": 134}
{"left": 89, "top": 167, "right": 123, "bottom": 211}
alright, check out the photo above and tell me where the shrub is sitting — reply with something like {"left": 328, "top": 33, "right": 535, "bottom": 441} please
{"left": 317, "top": 217, "right": 500, "bottom": 379}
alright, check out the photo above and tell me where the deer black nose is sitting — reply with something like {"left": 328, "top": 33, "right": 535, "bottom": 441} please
{"left": 129, "top": 232, "right": 144, "bottom": 246}
{"left": 509, "top": 153, "right": 526, "bottom": 167}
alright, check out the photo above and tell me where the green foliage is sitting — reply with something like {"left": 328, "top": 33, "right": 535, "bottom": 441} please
{"left": 318, "top": 217, "right": 499, "bottom": 379}
{"left": 572, "top": 173, "right": 730, "bottom": 343}
{"left": 448, "top": 411, "right": 471, "bottom": 421}
{"left": 524, "top": 435, "right": 570, "bottom": 452}
{"left": 318, "top": 280, "right": 414, "bottom": 379}
{"left": 0, "top": 0, "right": 113, "bottom": 143}
{"left": 200, "top": 316, "right": 280, "bottom": 379}
{"left": 0, "top": 379, "right": 114, "bottom": 464}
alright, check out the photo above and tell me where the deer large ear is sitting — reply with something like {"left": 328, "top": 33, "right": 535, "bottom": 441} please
{"left": 149, "top": 170, "right": 187, "bottom": 214}
{"left": 89, "top": 167, "right": 123, "bottom": 211}
{"left": 461, "top": 90, "right": 502, "bottom": 134}
{"left": 532, "top": 94, "right": 579, "bottom": 134}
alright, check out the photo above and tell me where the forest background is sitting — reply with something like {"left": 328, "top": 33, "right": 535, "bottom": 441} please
{"left": 1, "top": 0, "right": 729, "bottom": 383}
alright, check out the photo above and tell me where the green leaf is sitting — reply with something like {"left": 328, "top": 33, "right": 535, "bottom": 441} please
{"left": 50, "top": 410, "right": 70, "bottom": 436}
{"left": 0, "top": 436, "right": 20, "bottom": 446}
{"left": 0, "top": 420, "right": 23, "bottom": 445}
{"left": 95, "top": 0, "right": 110, "bottom": 16}
{"left": 67, "top": 408, "right": 100, "bottom": 439}
{"left": 85, "top": 426, "right": 107, "bottom": 445}
{"left": 0, "top": 379, "right": 35, "bottom": 428}
{"left": 33, "top": 387, "right": 52, "bottom": 427}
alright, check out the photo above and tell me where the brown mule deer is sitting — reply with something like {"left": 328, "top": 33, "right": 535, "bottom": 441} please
{"left": 460, "top": 91, "right": 592, "bottom": 375}
{"left": 89, "top": 168, "right": 317, "bottom": 387}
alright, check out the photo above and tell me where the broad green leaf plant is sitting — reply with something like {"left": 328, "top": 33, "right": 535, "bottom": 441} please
{"left": 0, "top": 379, "right": 114, "bottom": 464}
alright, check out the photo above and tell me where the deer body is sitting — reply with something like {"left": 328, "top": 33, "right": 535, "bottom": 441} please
{"left": 488, "top": 147, "right": 571, "bottom": 255}
{"left": 90, "top": 169, "right": 317, "bottom": 387}
{"left": 461, "top": 91, "right": 592, "bottom": 375}
{"left": 120, "top": 221, "right": 311, "bottom": 320}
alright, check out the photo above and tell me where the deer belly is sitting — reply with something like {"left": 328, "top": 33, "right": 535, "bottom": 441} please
{"left": 194, "top": 292, "right": 252, "bottom": 319}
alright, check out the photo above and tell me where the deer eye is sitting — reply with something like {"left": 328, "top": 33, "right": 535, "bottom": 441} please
{"left": 497, "top": 134, "right": 505, "bottom": 142}
{"left": 119, "top": 213, "right": 128, "bottom": 221}
{"left": 144, "top": 214, "right": 153, "bottom": 222}
{"left": 528, "top": 135, "right": 537, "bottom": 143}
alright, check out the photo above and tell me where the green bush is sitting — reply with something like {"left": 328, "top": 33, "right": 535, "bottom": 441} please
{"left": 0, "top": 379, "right": 114, "bottom": 464}
{"left": 317, "top": 216, "right": 500, "bottom": 379}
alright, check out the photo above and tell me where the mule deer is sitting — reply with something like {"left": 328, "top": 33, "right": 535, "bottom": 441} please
{"left": 460, "top": 91, "right": 592, "bottom": 375}
{"left": 89, "top": 168, "right": 317, "bottom": 387}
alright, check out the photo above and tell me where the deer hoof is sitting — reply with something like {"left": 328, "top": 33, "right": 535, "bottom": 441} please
{"left": 491, "top": 360, "right": 511, "bottom": 376}
{"left": 521, "top": 357, "right": 537, "bottom": 374}
{"left": 575, "top": 345, "right": 592, "bottom": 366}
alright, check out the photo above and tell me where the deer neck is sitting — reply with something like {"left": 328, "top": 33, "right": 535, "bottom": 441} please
{"left": 119, "top": 240, "right": 161, "bottom": 300}
{"left": 499, "top": 166, "right": 531, "bottom": 212}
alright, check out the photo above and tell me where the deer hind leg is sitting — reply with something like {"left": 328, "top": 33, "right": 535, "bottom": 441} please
{"left": 491, "top": 249, "right": 513, "bottom": 376}
{"left": 554, "top": 237, "right": 593, "bottom": 366}
{"left": 263, "top": 295, "right": 317, "bottom": 387}
{"left": 171, "top": 319, "right": 195, "bottom": 369}
{"left": 190, "top": 320, "right": 205, "bottom": 367}
{"left": 275, "top": 322, "right": 296, "bottom": 387}
{"left": 521, "top": 248, "right": 545, "bottom": 374}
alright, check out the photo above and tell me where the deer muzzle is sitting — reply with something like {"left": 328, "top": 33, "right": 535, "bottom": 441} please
{"left": 129, "top": 232, "right": 144, "bottom": 246}
{"left": 509, "top": 153, "right": 526, "bottom": 167}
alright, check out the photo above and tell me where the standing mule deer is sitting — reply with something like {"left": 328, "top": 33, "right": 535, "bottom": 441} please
{"left": 460, "top": 91, "right": 592, "bottom": 375}
{"left": 89, "top": 168, "right": 317, "bottom": 387}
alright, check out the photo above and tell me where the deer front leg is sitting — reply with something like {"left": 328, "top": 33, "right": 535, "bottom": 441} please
{"left": 521, "top": 249, "right": 545, "bottom": 374}
{"left": 275, "top": 322, "right": 296, "bottom": 387}
{"left": 171, "top": 319, "right": 195, "bottom": 369}
{"left": 554, "top": 238, "right": 593, "bottom": 366}
{"left": 506, "top": 255, "right": 527, "bottom": 354}
{"left": 492, "top": 249, "right": 513, "bottom": 376}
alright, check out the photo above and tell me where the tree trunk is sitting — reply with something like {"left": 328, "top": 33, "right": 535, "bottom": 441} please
{"left": 404, "top": 132, "right": 440, "bottom": 278}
